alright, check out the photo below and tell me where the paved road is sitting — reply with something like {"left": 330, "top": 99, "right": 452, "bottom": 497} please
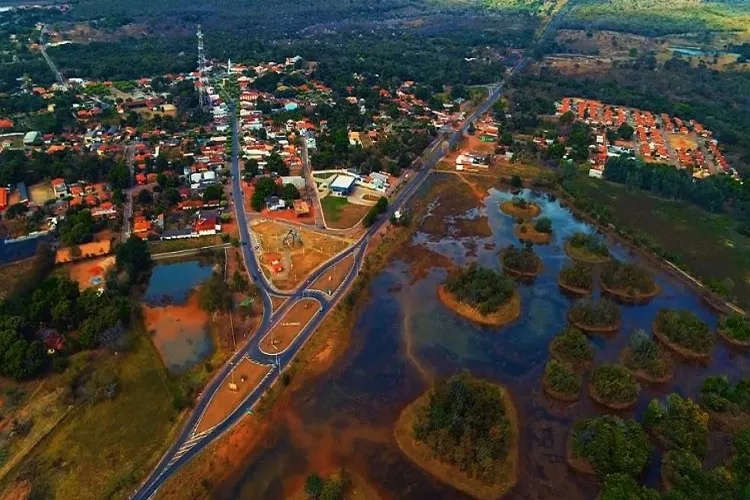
{"left": 39, "top": 25, "right": 68, "bottom": 90}
{"left": 121, "top": 144, "right": 136, "bottom": 241}
{"left": 131, "top": 6, "right": 571, "bottom": 497}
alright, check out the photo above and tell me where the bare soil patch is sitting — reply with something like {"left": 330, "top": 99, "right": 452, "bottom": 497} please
{"left": 66, "top": 255, "right": 115, "bottom": 290}
{"left": 259, "top": 299, "right": 320, "bottom": 354}
{"left": 196, "top": 359, "right": 271, "bottom": 434}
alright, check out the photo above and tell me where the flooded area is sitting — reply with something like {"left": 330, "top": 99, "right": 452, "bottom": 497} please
{"left": 218, "top": 183, "right": 746, "bottom": 499}
{"left": 144, "top": 260, "right": 215, "bottom": 374}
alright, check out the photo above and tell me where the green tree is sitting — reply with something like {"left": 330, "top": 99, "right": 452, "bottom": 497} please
{"left": 116, "top": 236, "right": 152, "bottom": 284}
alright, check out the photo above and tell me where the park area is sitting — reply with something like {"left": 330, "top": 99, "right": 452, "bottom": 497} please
{"left": 251, "top": 220, "right": 351, "bottom": 290}
{"left": 259, "top": 298, "right": 320, "bottom": 354}
{"left": 320, "top": 195, "right": 371, "bottom": 230}
{"left": 66, "top": 255, "right": 115, "bottom": 290}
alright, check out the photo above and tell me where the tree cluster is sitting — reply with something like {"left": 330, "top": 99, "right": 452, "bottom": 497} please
{"left": 571, "top": 416, "right": 650, "bottom": 480}
{"left": 362, "top": 196, "right": 388, "bottom": 227}
{"left": 549, "top": 326, "right": 594, "bottom": 366}
{"left": 412, "top": 371, "right": 511, "bottom": 484}
{"left": 544, "top": 359, "right": 581, "bottom": 396}
{"left": 622, "top": 330, "right": 670, "bottom": 379}
{"left": 569, "top": 298, "right": 621, "bottom": 328}
{"left": 501, "top": 244, "right": 540, "bottom": 274}
{"left": 558, "top": 262, "right": 593, "bottom": 291}
{"left": 590, "top": 364, "right": 640, "bottom": 405}
{"left": 654, "top": 308, "right": 714, "bottom": 355}
{"left": 643, "top": 393, "right": 709, "bottom": 457}
{"left": 444, "top": 264, "right": 516, "bottom": 316}
{"left": 568, "top": 232, "right": 609, "bottom": 258}
{"left": 719, "top": 313, "right": 750, "bottom": 343}
{"left": 601, "top": 260, "right": 656, "bottom": 295}
{"left": 700, "top": 376, "right": 750, "bottom": 416}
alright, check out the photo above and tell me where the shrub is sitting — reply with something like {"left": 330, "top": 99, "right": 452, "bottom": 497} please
{"left": 571, "top": 416, "right": 650, "bottom": 479}
{"left": 654, "top": 308, "right": 714, "bottom": 355}
{"left": 601, "top": 260, "right": 656, "bottom": 294}
{"left": 719, "top": 313, "right": 750, "bottom": 342}
{"left": 549, "top": 327, "right": 593, "bottom": 366}
{"left": 700, "top": 376, "right": 750, "bottom": 415}
{"left": 622, "top": 330, "right": 670, "bottom": 378}
{"left": 511, "top": 196, "right": 528, "bottom": 209}
{"left": 590, "top": 364, "right": 639, "bottom": 405}
{"left": 501, "top": 244, "right": 540, "bottom": 273}
{"left": 558, "top": 262, "right": 593, "bottom": 290}
{"left": 534, "top": 216, "right": 552, "bottom": 234}
{"left": 643, "top": 394, "right": 709, "bottom": 457}
{"left": 544, "top": 360, "right": 581, "bottom": 395}
{"left": 568, "top": 231, "right": 609, "bottom": 258}
{"left": 444, "top": 263, "right": 516, "bottom": 315}
{"left": 569, "top": 298, "right": 621, "bottom": 328}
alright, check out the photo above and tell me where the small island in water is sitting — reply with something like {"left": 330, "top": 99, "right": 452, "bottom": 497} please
{"left": 394, "top": 371, "right": 518, "bottom": 500}
{"left": 499, "top": 196, "right": 541, "bottom": 219}
{"left": 438, "top": 263, "right": 520, "bottom": 327}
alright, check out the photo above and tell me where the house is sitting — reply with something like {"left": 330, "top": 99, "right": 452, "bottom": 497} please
{"left": 16, "top": 182, "right": 29, "bottom": 204}
{"left": 23, "top": 131, "right": 42, "bottom": 146}
{"left": 329, "top": 175, "right": 356, "bottom": 196}
{"left": 40, "top": 329, "right": 65, "bottom": 354}
{"left": 194, "top": 210, "right": 221, "bottom": 236}
{"left": 265, "top": 196, "right": 286, "bottom": 211}
{"left": 92, "top": 202, "right": 117, "bottom": 219}
{"left": 135, "top": 173, "right": 147, "bottom": 185}
{"left": 0, "top": 187, "right": 8, "bottom": 212}
{"left": 132, "top": 215, "right": 151, "bottom": 236}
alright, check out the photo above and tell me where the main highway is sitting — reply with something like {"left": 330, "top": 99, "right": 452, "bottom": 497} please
{"left": 131, "top": 5, "right": 571, "bottom": 497}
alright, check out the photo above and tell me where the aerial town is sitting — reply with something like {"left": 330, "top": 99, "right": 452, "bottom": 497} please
{"left": 1, "top": 1, "right": 750, "bottom": 500}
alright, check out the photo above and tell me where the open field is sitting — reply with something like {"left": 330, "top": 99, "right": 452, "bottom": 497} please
{"left": 0, "top": 258, "right": 35, "bottom": 300}
{"left": 251, "top": 220, "right": 351, "bottom": 290}
{"left": 566, "top": 176, "right": 750, "bottom": 309}
{"left": 667, "top": 133, "right": 697, "bottom": 152}
{"left": 3, "top": 332, "right": 180, "bottom": 499}
{"left": 259, "top": 298, "right": 320, "bottom": 354}
{"left": 320, "top": 196, "right": 370, "bottom": 229}
{"left": 196, "top": 359, "right": 271, "bottom": 434}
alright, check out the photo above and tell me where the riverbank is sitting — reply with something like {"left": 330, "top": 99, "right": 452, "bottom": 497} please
{"left": 568, "top": 314, "right": 620, "bottom": 335}
{"left": 437, "top": 285, "right": 521, "bottom": 327}
{"left": 394, "top": 389, "right": 519, "bottom": 500}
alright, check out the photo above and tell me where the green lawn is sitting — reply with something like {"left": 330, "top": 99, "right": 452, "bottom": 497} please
{"left": 320, "top": 196, "right": 349, "bottom": 223}
{"left": 18, "top": 331, "right": 180, "bottom": 499}
{"left": 569, "top": 177, "right": 750, "bottom": 308}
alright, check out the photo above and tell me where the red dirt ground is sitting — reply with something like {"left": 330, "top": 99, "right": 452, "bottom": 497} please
{"left": 143, "top": 293, "right": 209, "bottom": 369}
{"left": 196, "top": 359, "right": 271, "bottom": 434}
{"left": 259, "top": 299, "right": 320, "bottom": 354}
{"left": 311, "top": 254, "right": 354, "bottom": 295}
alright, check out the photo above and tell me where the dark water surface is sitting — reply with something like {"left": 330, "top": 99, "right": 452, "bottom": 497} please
{"left": 143, "top": 260, "right": 214, "bottom": 305}
{"left": 220, "top": 188, "right": 747, "bottom": 499}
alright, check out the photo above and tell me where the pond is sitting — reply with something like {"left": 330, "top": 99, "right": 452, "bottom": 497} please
{"left": 144, "top": 260, "right": 214, "bottom": 305}
{"left": 144, "top": 260, "right": 215, "bottom": 375}
{"left": 218, "top": 184, "right": 745, "bottom": 499}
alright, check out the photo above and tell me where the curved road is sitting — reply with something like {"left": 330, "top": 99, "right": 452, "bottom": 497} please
{"left": 131, "top": 6, "right": 572, "bottom": 497}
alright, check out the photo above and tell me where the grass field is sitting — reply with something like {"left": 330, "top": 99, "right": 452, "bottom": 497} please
{"left": 568, "top": 177, "right": 750, "bottom": 308}
{"left": 0, "top": 258, "right": 35, "bottom": 300}
{"left": 320, "top": 196, "right": 370, "bottom": 230}
{"left": 13, "top": 331, "right": 180, "bottom": 499}
{"left": 148, "top": 235, "right": 222, "bottom": 255}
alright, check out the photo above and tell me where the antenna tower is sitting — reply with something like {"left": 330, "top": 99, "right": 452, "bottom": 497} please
{"left": 197, "top": 26, "right": 211, "bottom": 110}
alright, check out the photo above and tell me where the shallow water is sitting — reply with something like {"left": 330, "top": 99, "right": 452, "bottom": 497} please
{"left": 144, "top": 260, "right": 215, "bottom": 374}
{"left": 219, "top": 188, "right": 745, "bottom": 499}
